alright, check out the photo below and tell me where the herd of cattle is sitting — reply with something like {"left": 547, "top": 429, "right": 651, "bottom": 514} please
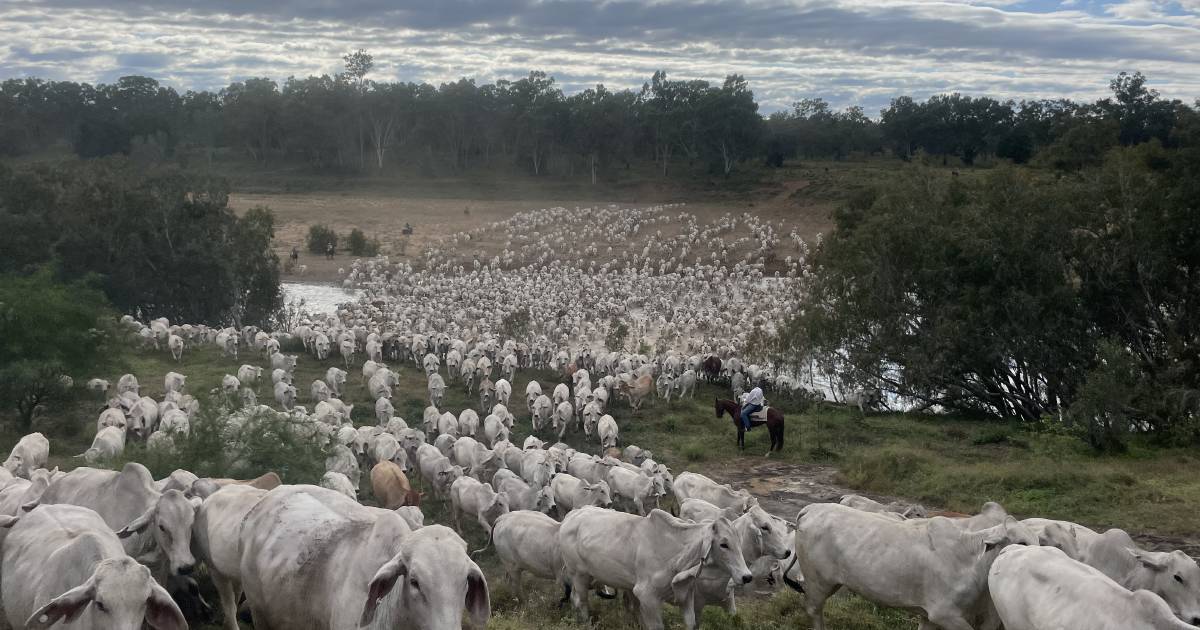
{"left": 0, "top": 306, "right": 1192, "bottom": 630}
{"left": 0, "top": 202, "right": 1194, "bottom": 629}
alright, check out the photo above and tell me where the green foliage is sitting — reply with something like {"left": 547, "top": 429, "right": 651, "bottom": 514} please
{"left": 307, "top": 224, "right": 338, "bottom": 254}
{"left": 122, "top": 402, "right": 328, "bottom": 483}
{"left": 604, "top": 319, "right": 629, "bottom": 352}
{"left": 346, "top": 228, "right": 380, "bottom": 257}
{"left": 0, "top": 159, "right": 282, "bottom": 327}
{"left": 0, "top": 269, "right": 117, "bottom": 428}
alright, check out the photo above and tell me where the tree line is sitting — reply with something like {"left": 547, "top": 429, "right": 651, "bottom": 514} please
{"left": 1, "top": 50, "right": 1196, "bottom": 177}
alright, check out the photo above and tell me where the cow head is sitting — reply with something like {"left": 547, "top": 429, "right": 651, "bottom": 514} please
{"left": 116, "top": 490, "right": 199, "bottom": 576}
{"left": 587, "top": 481, "right": 612, "bottom": 508}
{"left": 359, "top": 526, "right": 489, "bottom": 630}
{"left": 1128, "top": 548, "right": 1200, "bottom": 625}
{"left": 535, "top": 485, "right": 556, "bottom": 514}
{"left": 746, "top": 507, "right": 792, "bottom": 562}
{"left": 1036, "top": 521, "right": 1081, "bottom": 561}
{"left": 25, "top": 557, "right": 186, "bottom": 630}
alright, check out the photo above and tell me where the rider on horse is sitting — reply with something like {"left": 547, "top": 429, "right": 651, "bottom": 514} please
{"left": 740, "top": 386, "right": 764, "bottom": 431}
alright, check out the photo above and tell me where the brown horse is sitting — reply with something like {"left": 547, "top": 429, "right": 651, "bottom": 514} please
{"left": 715, "top": 398, "right": 784, "bottom": 454}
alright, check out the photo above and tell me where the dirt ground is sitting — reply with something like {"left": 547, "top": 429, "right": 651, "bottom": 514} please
{"left": 708, "top": 459, "right": 1200, "bottom": 557}
{"left": 228, "top": 178, "right": 835, "bottom": 282}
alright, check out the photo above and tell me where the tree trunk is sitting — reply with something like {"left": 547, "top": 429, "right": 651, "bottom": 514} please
{"left": 590, "top": 153, "right": 597, "bottom": 185}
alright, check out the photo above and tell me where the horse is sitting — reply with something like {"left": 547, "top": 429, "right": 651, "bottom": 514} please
{"left": 715, "top": 398, "right": 784, "bottom": 455}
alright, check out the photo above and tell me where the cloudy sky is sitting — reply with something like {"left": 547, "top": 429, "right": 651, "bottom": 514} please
{"left": 2, "top": 0, "right": 1198, "bottom": 112}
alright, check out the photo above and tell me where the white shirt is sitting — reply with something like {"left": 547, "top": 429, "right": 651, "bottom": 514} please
{"left": 744, "top": 387, "right": 765, "bottom": 406}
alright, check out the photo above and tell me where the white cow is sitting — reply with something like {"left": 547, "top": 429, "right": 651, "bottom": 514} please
{"left": 237, "top": 365, "right": 263, "bottom": 389}
{"left": 550, "top": 474, "right": 612, "bottom": 514}
{"left": 164, "top": 371, "right": 187, "bottom": 393}
{"left": 597, "top": 414, "right": 619, "bottom": 449}
{"left": 450, "top": 437, "right": 504, "bottom": 483}
{"left": 238, "top": 485, "right": 489, "bottom": 630}
{"left": 492, "top": 470, "right": 555, "bottom": 514}
{"left": 428, "top": 373, "right": 447, "bottom": 407}
{"left": 493, "top": 510, "right": 565, "bottom": 601}
{"left": 273, "top": 381, "right": 297, "bottom": 410}
{"left": 29, "top": 463, "right": 199, "bottom": 577}
{"left": 786, "top": 503, "right": 1038, "bottom": 630}
{"left": 326, "top": 367, "right": 349, "bottom": 397}
{"left": 531, "top": 395, "right": 553, "bottom": 432}
{"left": 1080, "top": 528, "right": 1200, "bottom": 623}
{"left": 3, "top": 433, "right": 49, "bottom": 479}
{"left": 325, "top": 444, "right": 361, "bottom": 489}
{"left": 672, "top": 472, "right": 756, "bottom": 513}
{"left": 678, "top": 500, "right": 792, "bottom": 614}
{"left": 839, "top": 494, "right": 928, "bottom": 519}
{"left": 989, "top": 545, "right": 1199, "bottom": 630}
{"left": 321, "top": 471, "right": 358, "bottom": 500}
{"left": 193, "top": 484, "right": 268, "bottom": 630}
{"left": 482, "top": 414, "right": 510, "bottom": 447}
{"left": 606, "top": 465, "right": 660, "bottom": 515}
{"left": 1, "top": 504, "right": 186, "bottom": 630}
{"left": 82, "top": 426, "right": 126, "bottom": 464}
{"left": 559, "top": 507, "right": 753, "bottom": 630}
{"left": 449, "top": 476, "right": 510, "bottom": 538}
{"left": 525, "top": 381, "right": 542, "bottom": 411}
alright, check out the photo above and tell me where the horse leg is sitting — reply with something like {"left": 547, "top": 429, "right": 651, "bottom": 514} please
{"left": 737, "top": 428, "right": 744, "bottom": 450}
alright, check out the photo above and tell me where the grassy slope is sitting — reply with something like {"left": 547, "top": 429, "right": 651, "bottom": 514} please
{"left": 7, "top": 340, "right": 1198, "bottom": 629}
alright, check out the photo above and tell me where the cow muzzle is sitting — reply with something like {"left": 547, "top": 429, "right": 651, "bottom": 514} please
{"left": 740, "top": 573, "right": 753, "bottom": 585}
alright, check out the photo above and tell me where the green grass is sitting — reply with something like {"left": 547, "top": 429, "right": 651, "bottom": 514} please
{"left": 5, "top": 341, "right": 1200, "bottom": 629}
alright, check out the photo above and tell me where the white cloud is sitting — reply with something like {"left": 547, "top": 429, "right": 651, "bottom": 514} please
{"left": 0, "top": 0, "right": 1197, "bottom": 111}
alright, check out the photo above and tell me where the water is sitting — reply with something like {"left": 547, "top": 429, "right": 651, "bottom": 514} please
{"left": 281, "top": 282, "right": 362, "bottom": 316}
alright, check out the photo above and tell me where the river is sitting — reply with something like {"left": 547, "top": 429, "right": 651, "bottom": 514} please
{"left": 281, "top": 282, "right": 363, "bottom": 316}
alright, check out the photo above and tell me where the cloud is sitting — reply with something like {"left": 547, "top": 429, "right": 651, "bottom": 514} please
{"left": 0, "top": 0, "right": 1197, "bottom": 112}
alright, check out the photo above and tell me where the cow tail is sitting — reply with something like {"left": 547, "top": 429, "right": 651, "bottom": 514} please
{"left": 472, "top": 527, "right": 495, "bottom": 556}
{"left": 781, "top": 555, "right": 804, "bottom": 593}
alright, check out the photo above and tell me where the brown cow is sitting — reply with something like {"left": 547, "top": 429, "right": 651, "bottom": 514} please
{"left": 617, "top": 374, "right": 653, "bottom": 411}
{"left": 211, "top": 471, "right": 282, "bottom": 491}
{"left": 372, "top": 460, "right": 422, "bottom": 509}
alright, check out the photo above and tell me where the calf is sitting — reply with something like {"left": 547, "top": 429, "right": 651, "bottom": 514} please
{"left": 550, "top": 473, "right": 612, "bottom": 515}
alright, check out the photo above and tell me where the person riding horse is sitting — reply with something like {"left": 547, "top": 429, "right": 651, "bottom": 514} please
{"left": 740, "top": 386, "right": 764, "bottom": 431}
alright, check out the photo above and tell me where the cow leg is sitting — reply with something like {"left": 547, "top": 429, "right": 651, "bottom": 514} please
{"left": 723, "top": 580, "right": 737, "bottom": 615}
{"left": 800, "top": 580, "right": 839, "bottom": 630}
{"left": 569, "top": 574, "right": 592, "bottom": 623}
{"left": 922, "top": 609, "right": 975, "bottom": 630}
{"left": 212, "top": 574, "right": 241, "bottom": 630}
{"left": 632, "top": 583, "right": 665, "bottom": 630}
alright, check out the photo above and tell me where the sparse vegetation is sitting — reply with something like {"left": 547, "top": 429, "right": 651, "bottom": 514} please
{"left": 306, "top": 223, "right": 338, "bottom": 254}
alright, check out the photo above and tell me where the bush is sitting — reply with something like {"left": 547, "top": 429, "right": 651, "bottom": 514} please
{"left": 125, "top": 401, "right": 329, "bottom": 484}
{"left": 605, "top": 318, "right": 629, "bottom": 352}
{"left": 307, "top": 224, "right": 338, "bottom": 255}
{"left": 0, "top": 269, "right": 118, "bottom": 428}
{"left": 500, "top": 309, "right": 531, "bottom": 341}
{"left": 346, "top": 228, "right": 380, "bottom": 257}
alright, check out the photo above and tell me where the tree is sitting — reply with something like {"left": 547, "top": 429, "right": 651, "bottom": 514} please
{"left": 307, "top": 224, "right": 338, "bottom": 254}
{"left": 0, "top": 159, "right": 283, "bottom": 327}
{"left": 701, "top": 75, "right": 761, "bottom": 175}
{"left": 0, "top": 269, "right": 116, "bottom": 428}
{"left": 221, "top": 78, "right": 282, "bottom": 162}
{"left": 794, "top": 167, "right": 1090, "bottom": 421}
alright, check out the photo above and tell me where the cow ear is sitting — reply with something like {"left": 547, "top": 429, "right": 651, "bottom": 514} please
{"left": 116, "top": 504, "right": 157, "bottom": 538}
{"left": 145, "top": 583, "right": 187, "bottom": 630}
{"left": 360, "top": 553, "right": 407, "bottom": 626}
{"left": 465, "top": 563, "right": 490, "bottom": 627}
{"left": 0, "top": 514, "right": 18, "bottom": 528}
{"left": 26, "top": 577, "right": 96, "bottom": 629}
{"left": 982, "top": 527, "right": 1007, "bottom": 551}
{"left": 1128, "top": 549, "right": 1169, "bottom": 571}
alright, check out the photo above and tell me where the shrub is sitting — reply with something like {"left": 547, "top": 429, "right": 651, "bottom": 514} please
{"left": 346, "top": 228, "right": 380, "bottom": 257}
{"left": 122, "top": 400, "right": 329, "bottom": 484}
{"left": 307, "top": 224, "right": 338, "bottom": 254}
{"left": 605, "top": 318, "right": 629, "bottom": 352}
{"left": 842, "top": 446, "right": 930, "bottom": 492}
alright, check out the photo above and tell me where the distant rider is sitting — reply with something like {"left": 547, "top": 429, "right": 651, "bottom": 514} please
{"left": 740, "top": 386, "right": 764, "bottom": 431}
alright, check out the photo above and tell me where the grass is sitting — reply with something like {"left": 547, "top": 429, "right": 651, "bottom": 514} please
{"left": 5, "top": 339, "right": 1200, "bottom": 629}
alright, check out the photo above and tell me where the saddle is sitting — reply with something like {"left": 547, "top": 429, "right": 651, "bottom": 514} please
{"left": 750, "top": 406, "right": 770, "bottom": 421}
